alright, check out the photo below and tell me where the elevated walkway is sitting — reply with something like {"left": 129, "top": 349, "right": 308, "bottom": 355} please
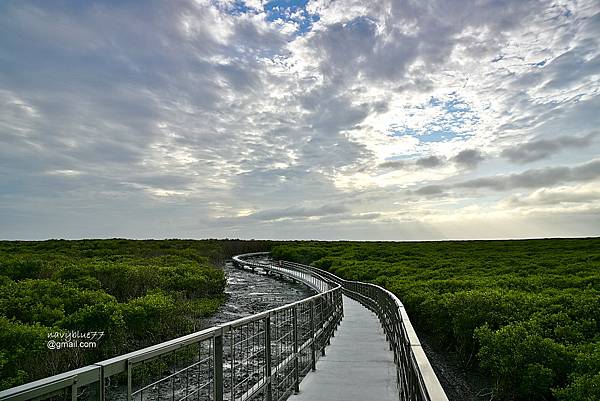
{"left": 0, "top": 253, "right": 448, "bottom": 401}
{"left": 290, "top": 296, "right": 397, "bottom": 401}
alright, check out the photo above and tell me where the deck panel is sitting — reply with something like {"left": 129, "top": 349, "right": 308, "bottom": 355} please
{"left": 289, "top": 296, "right": 398, "bottom": 401}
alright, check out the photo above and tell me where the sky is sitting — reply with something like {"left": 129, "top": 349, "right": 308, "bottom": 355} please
{"left": 0, "top": 0, "right": 599, "bottom": 241}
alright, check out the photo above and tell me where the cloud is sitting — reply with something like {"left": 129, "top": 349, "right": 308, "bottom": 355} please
{"left": 414, "top": 185, "right": 446, "bottom": 196}
{"left": 378, "top": 160, "right": 408, "bottom": 169}
{"left": 460, "top": 159, "right": 600, "bottom": 191}
{"left": 452, "top": 149, "right": 484, "bottom": 168}
{"left": 416, "top": 155, "right": 444, "bottom": 168}
{"left": 211, "top": 203, "right": 350, "bottom": 227}
{"left": 379, "top": 149, "right": 483, "bottom": 172}
{"left": 1, "top": 0, "right": 600, "bottom": 240}
{"left": 378, "top": 155, "right": 446, "bottom": 170}
{"left": 415, "top": 159, "right": 600, "bottom": 196}
{"left": 504, "top": 185, "right": 600, "bottom": 207}
{"left": 501, "top": 132, "right": 599, "bottom": 164}
{"left": 246, "top": 203, "right": 349, "bottom": 221}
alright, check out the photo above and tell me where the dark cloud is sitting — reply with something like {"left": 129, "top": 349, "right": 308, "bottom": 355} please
{"left": 452, "top": 149, "right": 484, "bottom": 168}
{"left": 416, "top": 155, "right": 444, "bottom": 168}
{"left": 414, "top": 159, "right": 600, "bottom": 195}
{"left": 212, "top": 203, "right": 350, "bottom": 227}
{"left": 505, "top": 189, "right": 600, "bottom": 207}
{"left": 501, "top": 132, "right": 598, "bottom": 164}
{"left": 414, "top": 185, "right": 446, "bottom": 196}
{"left": 380, "top": 152, "right": 483, "bottom": 171}
{"left": 307, "top": 95, "right": 371, "bottom": 131}
{"left": 379, "top": 155, "right": 445, "bottom": 170}
{"left": 458, "top": 161, "right": 600, "bottom": 190}
{"left": 248, "top": 203, "right": 348, "bottom": 221}
{"left": 378, "top": 160, "right": 407, "bottom": 169}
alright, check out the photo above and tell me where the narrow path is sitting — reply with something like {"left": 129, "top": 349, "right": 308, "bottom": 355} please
{"left": 289, "top": 295, "right": 398, "bottom": 401}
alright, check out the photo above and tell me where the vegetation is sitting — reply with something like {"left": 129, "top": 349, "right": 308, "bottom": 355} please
{"left": 0, "top": 239, "right": 273, "bottom": 390}
{"left": 271, "top": 238, "right": 600, "bottom": 401}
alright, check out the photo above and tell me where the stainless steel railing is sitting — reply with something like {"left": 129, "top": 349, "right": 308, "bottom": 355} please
{"left": 0, "top": 254, "right": 343, "bottom": 401}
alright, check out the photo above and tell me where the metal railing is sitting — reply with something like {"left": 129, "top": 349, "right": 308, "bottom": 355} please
{"left": 0, "top": 254, "right": 343, "bottom": 401}
{"left": 270, "top": 257, "right": 449, "bottom": 401}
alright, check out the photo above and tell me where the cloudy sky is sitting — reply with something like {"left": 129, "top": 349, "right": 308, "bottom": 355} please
{"left": 1, "top": 0, "right": 599, "bottom": 240}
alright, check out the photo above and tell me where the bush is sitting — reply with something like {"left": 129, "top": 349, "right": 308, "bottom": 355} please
{"left": 0, "top": 257, "right": 44, "bottom": 280}
{"left": 554, "top": 342, "right": 600, "bottom": 401}
{"left": 270, "top": 238, "right": 600, "bottom": 401}
{"left": 0, "top": 317, "right": 52, "bottom": 389}
{"left": 0, "top": 239, "right": 233, "bottom": 390}
{"left": 122, "top": 291, "right": 189, "bottom": 342}
{"left": 476, "top": 323, "right": 573, "bottom": 398}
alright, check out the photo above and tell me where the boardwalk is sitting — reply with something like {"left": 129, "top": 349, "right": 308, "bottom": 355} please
{"left": 0, "top": 255, "right": 448, "bottom": 401}
{"left": 290, "top": 296, "right": 398, "bottom": 401}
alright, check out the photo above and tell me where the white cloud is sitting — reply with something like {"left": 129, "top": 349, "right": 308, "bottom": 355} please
{"left": 0, "top": 0, "right": 599, "bottom": 240}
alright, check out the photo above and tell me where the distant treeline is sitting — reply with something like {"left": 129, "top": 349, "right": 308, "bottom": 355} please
{"left": 0, "top": 239, "right": 275, "bottom": 390}
{"left": 271, "top": 238, "right": 600, "bottom": 401}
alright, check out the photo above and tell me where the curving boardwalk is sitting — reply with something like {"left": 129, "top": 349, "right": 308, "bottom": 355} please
{"left": 290, "top": 295, "right": 397, "bottom": 401}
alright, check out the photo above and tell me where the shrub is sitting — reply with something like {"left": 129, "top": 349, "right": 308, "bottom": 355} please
{"left": 270, "top": 238, "right": 600, "bottom": 401}
{"left": 0, "top": 239, "right": 231, "bottom": 390}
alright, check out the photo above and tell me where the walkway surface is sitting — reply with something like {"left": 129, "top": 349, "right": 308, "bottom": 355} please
{"left": 289, "top": 295, "right": 398, "bottom": 401}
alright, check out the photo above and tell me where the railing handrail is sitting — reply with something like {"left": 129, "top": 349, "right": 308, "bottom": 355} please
{"left": 0, "top": 253, "right": 342, "bottom": 401}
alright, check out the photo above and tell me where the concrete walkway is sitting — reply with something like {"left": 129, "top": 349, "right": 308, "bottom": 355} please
{"left": 289, "top": 296, "right": 398, "bottom": 401}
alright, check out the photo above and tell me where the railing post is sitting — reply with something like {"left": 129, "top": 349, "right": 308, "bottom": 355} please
{"left": 321, "top": 297, "right": 328, "bottom": 354}
{"left": 230, "top": 329, "right": 235, "bottom": 401}
{"left": 309, "top": 299, "right": 316, "bottom": 371}
{"left": 329, "top": 292, "right": 335, "bottom": 337}
{"left": 84, "top": 365, "right": 104, "bottom": 401}
{"left": 214, "top": 333, "right": 224, "bottom": 401}
{"left": 126, "top": 360, "right": 132, "bottom": 401}
{"left": 292, "top": 305, "right": 300, "bottom": 394}
{"left": 321, "top": 297, "right": 327, "bottom": 355}
{"left": 265, "top": 316, "right": 273, "bottom": 401}
{"left": 338, "top": 289, "right": 344, "bottom": 322}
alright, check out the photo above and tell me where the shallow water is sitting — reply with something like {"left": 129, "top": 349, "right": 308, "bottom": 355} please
{"left": 204, "top": 261, "right": 316, "bottom": 327}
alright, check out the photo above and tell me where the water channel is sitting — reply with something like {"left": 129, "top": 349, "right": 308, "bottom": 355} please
{"left": 205, "top": 260, "right": 316, "bottom": 327}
